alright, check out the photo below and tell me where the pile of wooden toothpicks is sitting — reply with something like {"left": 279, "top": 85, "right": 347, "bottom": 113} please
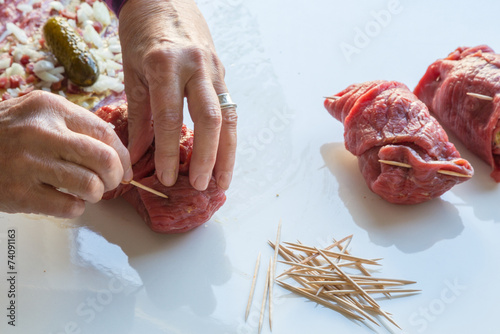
{"left": 245, "top": 222, "right": 420, "bottom": 332}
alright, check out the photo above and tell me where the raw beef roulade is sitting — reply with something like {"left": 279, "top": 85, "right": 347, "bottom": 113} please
{"left": 414, "top": 45, "right": 500, "bottom": 181}
{"left": 324, "top": 80, "right": 473, "bottom": 204}
{"left": 95, "top": 104, "right": 226, "bottom": 233}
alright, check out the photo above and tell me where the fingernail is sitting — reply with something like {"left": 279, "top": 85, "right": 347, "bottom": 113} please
{"left": 217, "top": 172, "right": 232, "bottom": 190}
{"left": 124, "top": 165, "right": 134, "bottom": 183}
{"left": 159, "top": 169, "right": 177, "bottom": 186}
{"left": 194, "top": 173, "right": 210, "bottom": 191}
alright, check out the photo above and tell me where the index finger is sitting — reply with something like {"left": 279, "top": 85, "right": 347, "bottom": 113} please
{"left": 60, "top": 100, "right": 133, "bottom": 182}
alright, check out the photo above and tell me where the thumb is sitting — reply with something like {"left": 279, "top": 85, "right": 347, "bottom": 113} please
{"left": 124, "top": 68, "right": 154, "bottom": 164}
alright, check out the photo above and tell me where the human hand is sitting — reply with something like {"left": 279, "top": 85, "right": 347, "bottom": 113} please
{"left": 0, "top": 91, "right": 133, "bottom": 218}
{"left": 119, "top": 0, "right": 237, "bottom": 191}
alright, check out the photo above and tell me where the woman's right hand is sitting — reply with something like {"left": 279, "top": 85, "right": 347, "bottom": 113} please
{"left": 0, "top": 91, "right": 133, "bottom": 218}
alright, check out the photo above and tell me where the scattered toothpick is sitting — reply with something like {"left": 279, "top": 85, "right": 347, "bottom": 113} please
{"left": 269, "top": 220, "right": 281, "bottom": 330}
{"left": 259, "top": 259, "right": 271, "bottom": 334}
{"left": 268, "top": 234, "right": 420, "bottom": 330}
{"left": 128, "top": 180, "right": 169, "bottom": 199}
{"left": 245, "top": 252, "right": 261, "bottom": 321}
{"left": 378, "top": 160, "right": 472, "bottom": 178}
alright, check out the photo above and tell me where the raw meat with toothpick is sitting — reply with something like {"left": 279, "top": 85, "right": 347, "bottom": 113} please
{"left": 324, "top": 80, "right": 473, "bottom": 204}
{"left": 95, "top": 104, "right": 226, "bottom": 233}
{"left": 414, "top": 45, "right": 500, "bottom": 181}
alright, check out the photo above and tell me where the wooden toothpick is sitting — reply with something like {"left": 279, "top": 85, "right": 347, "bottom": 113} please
{"left": 467, "top": 92, "right": 494, "bottom": 101}
{"left": 259, "top": 259, "right": 271, "bottom": 334}
{"left": 245, "top": 252, "right": 261, "bottom": 321}
{"left": 128, "top": 180, "right": 169, "bottom": 198}
{"left": 269, "top": 220, "right": 282, "bottom": 331}
{"left": 378, "top": 160, "right": 472, "bottom": 178}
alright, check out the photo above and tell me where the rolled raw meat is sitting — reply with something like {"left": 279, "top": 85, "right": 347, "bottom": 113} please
{"left": 324, "top": 80, "right": 473, "bottom": 204}
{"left": 414, "top": 45, "right": 500, "bottom": 182}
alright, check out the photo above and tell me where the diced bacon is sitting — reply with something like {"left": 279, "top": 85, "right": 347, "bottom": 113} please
{"left": 92, "top": 21, "right": 103, "bottom": 34}
{"left": 9, "top": 75, "right": 24, "bottom": 88}
{"left": 33, "top": 2, "right": 42, "bottom": 8}
{"left": 61, "top": 8, "right": 77, "bottom": 20}
{"left": 18, "top": 86, "right": 34, "bottom": 97}
{"left": 51, "top": 80, "right": 62, "bottom": 90}
{"left": 20, "top": 54, "right": 30, "bottom": 66}
{"left": 25, "top": 74, "right": 37, "bottom": 84}
{"left": 1, "top": 92, "right": 12, "bottom": 101}
{"left": 67, "top": 81, "right": 81, "bottom": 94}
{"left": 0, "top": 77, "right": 10, "bottom": 89}
{"left": 25, "top": 63, "right": 35, "bottom": 75}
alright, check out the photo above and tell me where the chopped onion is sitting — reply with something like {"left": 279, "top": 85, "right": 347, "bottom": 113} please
{"left": 94, "top": 48, "right": 114, "bottom": 60}
{"left": 49, "top": 1, "right": 64, "bottom": 11}
{"left": 83, "top": 24, "right": 102, "bottom": 48}
{"left": 77, "top": 3, "right": 94, "bottom": 23}
{"left": 84, "top": 75, "right": 123, "bottom": 93}
{"left": 12, "top": 45, "right": 42, "bottom": 63}
{"left": 0, "top": 58, "right": 11, "bottom": 70}
{"left": 6, "top": 23, "right": 28, "bottom": 44}
{"left": 34, "top": 60, "right": 55, "bottom": 73}
{"left": 48, "top": 66, "right": 65, "bottom": 75}
{"left": 17, "top": 4, "right": 33, "bottom": 14}
{"left": 7, "top": 88, "right": 20, "bottom": 98}
{"left": 105, "top": 59, "right": 122, "bottom": 71}
{"left": 6, "top": 63, "right": 25, "bottom": 76}
{"left": 93, "top": 1, "right": 111, "bottom": 26}
{"left": 108, "top": 43, "right": 121, "bottom": 54}
{"left": 36, "top": 71, "right": 59, "bottom": 83}
{"left": 67, "top": 19, "right": 77, "bottom": 29}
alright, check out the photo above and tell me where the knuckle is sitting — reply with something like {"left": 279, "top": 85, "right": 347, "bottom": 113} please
{"left": 61, "top": 198, "right": 85, "bottom": 218}
{"left": 145, "top": 48, "right": 178, "bottom": 65}
{"left": 26, "top": 90, "right": 60, "bottom": 109}
{"left": 81, "top": 174, "right": 104, "bottom": 203}
{"left": 144, "top": 49, "right": 178, "bottom": 75}
{"left": 187, "top": 47, "right": 209, "bottom": 66}
{"left": 98, "top": 146, "right": 120, "bottom": 171}
{"left": 154, "top": 111, "right": 183, "bottom": 131}
{"left": 222, "top": 109, "right": 238, "bottom": 126}
{"left": 198, "top": 108, "right": 222, "bottom": 129}
{"left": 98, "top": 122, "right": 117, "bottom": 144}
{"left": 211, "top": 54, "right": 226, "bottom": 78}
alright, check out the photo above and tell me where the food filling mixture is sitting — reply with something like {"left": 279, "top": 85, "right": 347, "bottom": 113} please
{"left": 0, "top": 0, "right": 125, "bottom": 109}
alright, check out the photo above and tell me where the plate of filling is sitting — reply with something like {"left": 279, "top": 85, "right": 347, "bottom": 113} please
{"left": 1, "top": 0, "right": 500, "bottom": 334}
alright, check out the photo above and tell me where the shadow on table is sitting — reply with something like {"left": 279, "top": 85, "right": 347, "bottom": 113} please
{"left": 320, "top": 142, "right": 464, "bottom": 254}
{"left": 76, "top": 199, "right": 233, "bottom": 333}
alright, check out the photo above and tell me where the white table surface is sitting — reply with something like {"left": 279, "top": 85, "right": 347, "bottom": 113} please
{"left": 2, "top": 0, "right": 500, "bottom": 333}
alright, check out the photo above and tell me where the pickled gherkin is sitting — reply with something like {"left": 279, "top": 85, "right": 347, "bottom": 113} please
{"left": 43, "top": 17, "right": 99, "bottom": 87}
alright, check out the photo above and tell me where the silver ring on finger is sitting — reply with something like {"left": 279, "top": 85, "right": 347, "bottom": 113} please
{"left": 217, "top": 93, "right": 237, "bottom": 110}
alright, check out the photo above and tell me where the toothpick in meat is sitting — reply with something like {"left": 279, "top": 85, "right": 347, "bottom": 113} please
{"left": 378, "top": 160, "right": 472, "bottom": 178}
{"left": 127, "top": 180, "right": 169, "bottom": 199}
{"left": 466, "top": 92, "right": 494, "bottom": 101}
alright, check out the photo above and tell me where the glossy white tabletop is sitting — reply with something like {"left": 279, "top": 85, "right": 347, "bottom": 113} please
{"left": 1, "top": 0, "right": 500, "bottom": 333}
